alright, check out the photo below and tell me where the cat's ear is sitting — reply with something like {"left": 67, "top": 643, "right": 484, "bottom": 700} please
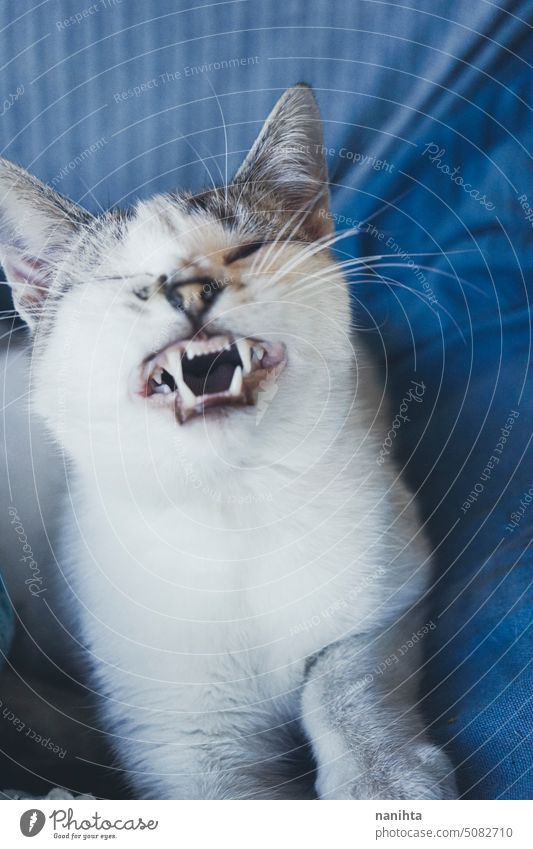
{"left": 0, "top": 158, "right": 91, "bottom": 328}
{"left": 234, "top": 84, "right": 333, "bottom": 241}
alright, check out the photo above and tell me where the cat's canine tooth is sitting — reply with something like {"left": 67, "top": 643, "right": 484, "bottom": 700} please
{"left": 163, "top": 351, "right": 183, "bottom": 383}
{"left": 236, "top": 339, "right": 252, "bottom": 375}
{"left": 151, "top": 367, "right": 163, "bottom": 384}
{"left": 229, "top": 366, "right": 243, "bottom": 396}
{"left": 253, "top": 346, "right": 265, "bottom": 362}
{"left": 176, "top": 376, "right": 197, "bottom": 407}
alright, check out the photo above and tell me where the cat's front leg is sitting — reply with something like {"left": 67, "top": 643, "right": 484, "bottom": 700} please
{"left": 301, "top": 628, "right": 457, "bottom": 800}
{"left": 117, "top": 732, "right": 315, "bottom": 800}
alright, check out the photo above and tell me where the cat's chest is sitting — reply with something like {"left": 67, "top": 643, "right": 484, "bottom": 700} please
{"left": 67, "top": 497, "right": 369, "bottom": 685}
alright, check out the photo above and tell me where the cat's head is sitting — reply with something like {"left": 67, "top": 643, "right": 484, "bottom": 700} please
{"left": 0, "top": 85, "right": 354, "bottom": 489}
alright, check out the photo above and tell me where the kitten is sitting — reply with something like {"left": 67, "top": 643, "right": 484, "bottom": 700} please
{"left": 0, "top": 84, "right": 456, "bottom": 799}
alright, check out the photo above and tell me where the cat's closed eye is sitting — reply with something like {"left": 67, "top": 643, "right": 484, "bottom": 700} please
{"left": 224, "top": 241, "right": 264, "bottom": 264}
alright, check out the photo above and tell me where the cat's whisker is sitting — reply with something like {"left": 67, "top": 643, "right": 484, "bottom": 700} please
{"left": 250, "top": 185, "right": 327, "bottom": 277}
{"left": 249, "top": 173, "right": 345, "bottom": 277}
{"left": 253, "top": 225, "right": 334, "bottom": 285}
{"left": 351, "top": 275, "right": 467, "bottom": 342}
{"left": 74, "top": 173, "right": 107, "bottom": 216}
{"left": 247, "top": 239, "right": 472, "bottom": 296}
{"left": 205, "top": 80, "right": 230, "bottom": 217}
{"left": 292, "top": 188, "right": 412, "bottom": 263}
{"left": 285, "top": 264, "right": 466, "bottom": 343}
{"left": 253, "top": 183, "right": 459, "bottom": 286}
{"left": 258, "top": 189, "right": 397, "bottom": 277}
{"left": 0, "top": 322, "right": 30, "bottom": 343}
{"left": 285, "top": 251, "right": 480, "bottom": 300}
{"left": 93, "top": 272, "right": 155, "bottom": 282}
{"left": 189, "top": 114, "right": 228, "bottom": 190}
{"left": 2, "top": 280, "right": 52, "bottom": 293}
{"left": 261, "top": 244, "right": 368, "bottom": 293}
{"left": 345, "top": 262, "right": 485, "bottom": 295}
{"left": 176, "top": 126, "right": 223, "bottom": 196}
{"left": 265, "top": 234, "right": 391, "bottom": 288}
{"left": 255, "top": 223, "right": 386, "bottom": 288}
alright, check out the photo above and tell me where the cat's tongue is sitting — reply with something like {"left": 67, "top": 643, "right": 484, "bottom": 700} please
{"left": 141, "top": 334, "right": 286, "bottom": 423}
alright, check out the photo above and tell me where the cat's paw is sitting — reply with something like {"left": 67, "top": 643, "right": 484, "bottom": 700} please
{"left": 316, "top": 741, "right": 457, "bottom": 800}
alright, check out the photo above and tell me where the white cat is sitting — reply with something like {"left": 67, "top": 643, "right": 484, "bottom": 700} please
{"left": 0, "top": 85, "right": 456, "bottom": 799}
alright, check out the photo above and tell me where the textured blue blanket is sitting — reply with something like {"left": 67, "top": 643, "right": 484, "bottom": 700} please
{"left": 0, "top": 578, "right": 13, "bottom": 669}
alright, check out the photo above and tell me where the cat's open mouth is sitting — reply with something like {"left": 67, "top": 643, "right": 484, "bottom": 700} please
{"left": 139, "top": 334, "right": 286, "bottom": 423}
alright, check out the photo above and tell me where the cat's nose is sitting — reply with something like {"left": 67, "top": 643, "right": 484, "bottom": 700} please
{"left": 163, "top": 276, "right": 221, "bottom": 319}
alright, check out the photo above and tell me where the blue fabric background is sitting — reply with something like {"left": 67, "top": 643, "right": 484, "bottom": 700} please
{"left": 0, "top": 577, "right": 13, "bottom": 670}
{"left": 0, "top": 0, "right": 531, "bottom": 798}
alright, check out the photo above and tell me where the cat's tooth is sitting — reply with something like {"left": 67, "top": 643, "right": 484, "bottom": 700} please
{"left": 213, "top": 337, "right": 228, "bottom": 353}
{"left": 229, "top": 366, "right": 243, "bottom": 396}
{"left": 164, "top": 351, "right": 183, "bottom": 383}
{"left": 253, "top": 346, "right": 265, "bottom": 362}
{"left": 154, "top": 383, "right": 171, "bottom": 394}
{"left": 236, "top": 339, "right": 252, "bottom": 375}
{"left": 189, "top": 340, "right": 202, "bottom": 358}
{"left": 178, "top": 380, "right": 197, "bottom": 407}
{"left": 167, "top": 352, "right": 197, "bottom": 405}
{"left": 151, "top": 366, "right": 163, "bottom": 384}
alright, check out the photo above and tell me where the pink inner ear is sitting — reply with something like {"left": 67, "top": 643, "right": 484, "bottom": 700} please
{"left": 2, "top": 251, "right": 49, "bottom": 301}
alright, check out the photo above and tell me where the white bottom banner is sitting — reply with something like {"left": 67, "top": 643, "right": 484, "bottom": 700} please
{"left": 1, "top": 799, "right": 531, "bottom": 848}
